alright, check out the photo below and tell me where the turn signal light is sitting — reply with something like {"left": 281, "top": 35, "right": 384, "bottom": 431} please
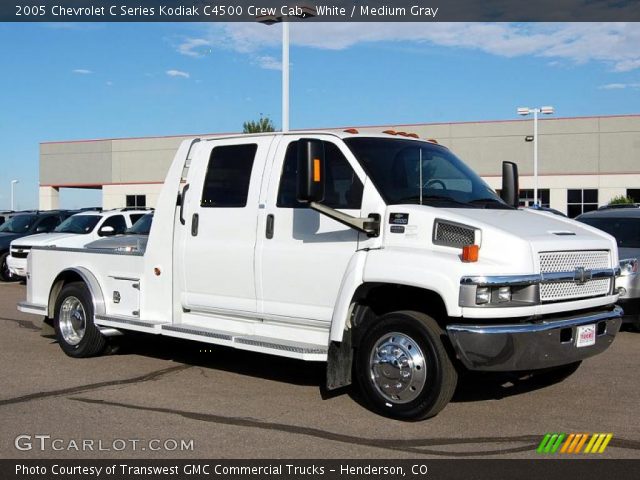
{"left": 462, "top": 244, "right": 479, "bottom": 263}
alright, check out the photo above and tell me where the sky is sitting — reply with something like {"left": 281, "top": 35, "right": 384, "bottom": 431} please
{"left": 0, "top": 22, "right": 639, "bottom": 209}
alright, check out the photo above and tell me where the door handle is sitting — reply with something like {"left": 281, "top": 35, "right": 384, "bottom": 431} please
{"left": 266, "top": 214, "right": 274, "bottom": 239}
{"left": 191, "top": 213, "right": 199, "bottom": 236}
{"left": 179, "top": 183, "right": 190, "bottom": 225}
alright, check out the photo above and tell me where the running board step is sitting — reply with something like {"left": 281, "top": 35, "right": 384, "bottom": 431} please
{"left": 160, "top": 324, "right": 327, "bottom": 361}
{"left": 95, "top": 314, "right": 167, "bottom": 333}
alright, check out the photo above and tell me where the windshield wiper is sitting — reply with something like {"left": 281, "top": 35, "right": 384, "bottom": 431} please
{"left": 468, "top": 198, "right": 514, "bottom": 209}
{"left": 393, "top": 194, "right": 470, "bottom": 207}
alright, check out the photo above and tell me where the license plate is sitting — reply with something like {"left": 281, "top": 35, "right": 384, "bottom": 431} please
{"left": 576, "top": 324, "right": 596, "bottom": 348}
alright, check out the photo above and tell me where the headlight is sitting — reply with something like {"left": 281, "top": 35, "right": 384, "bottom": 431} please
{"left": 497, "top": 286, "right": 512, "bottom": 303}
{"left": 619, "top": 258, "right": 638, "bottom": 277}
{"left": 475, "top": 287, "right": 490, "bottom": 304}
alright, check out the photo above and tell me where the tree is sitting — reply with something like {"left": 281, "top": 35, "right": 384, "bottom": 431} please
{"left": 243, "top": 116, "right": 276, "bottom": 133}
{"left": 609, "top": 195, "right": 635, "bottom": 205}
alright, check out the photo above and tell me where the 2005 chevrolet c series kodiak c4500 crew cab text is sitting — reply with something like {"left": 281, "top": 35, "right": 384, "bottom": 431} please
{"left": 18, "top": 131, "right": 623, "bottom": 419}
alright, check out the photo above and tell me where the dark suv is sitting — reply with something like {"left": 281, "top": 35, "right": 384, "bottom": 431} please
{"left": 0, "top": 210, "right": 75, "bottom": 281}
{"left": 577, "top": 206, "right": 640, "bottom": 330}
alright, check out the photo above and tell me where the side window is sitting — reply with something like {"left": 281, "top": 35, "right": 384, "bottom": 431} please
{"left": 201, "top": 144, "right": 258, "bottom": 208}
{"left": 129, "top": 214, "right": 145, "bottom": 224}
{"left": 36, "top": 216, "right": 60, "bottom": 233}
{"left": 102, "top": 215, "right": 127, "bottom": 234}
{"left": 277, "top": 141, "right": 363, "bottom": 209}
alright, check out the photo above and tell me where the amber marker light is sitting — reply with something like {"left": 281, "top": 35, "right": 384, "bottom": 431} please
{"left": 462, "top": 245, "right": 480, "bottom": 262}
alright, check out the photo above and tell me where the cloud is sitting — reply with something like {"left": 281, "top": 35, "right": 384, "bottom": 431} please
{"left": 255, "top": 55, "right": 282, "bottom": 70}
{"left": 166, "top": 69, "right": 190, "bottom": 78}
{"left": 177, "top": 38, "right": 212, "bottom": 57}
{"left": 72, "top": 69, "right": 92, "bottom": 74}
{"left": 599, "top": 82, "right": 640, "bottom": 90}
{"left": 178, "top": 22, "right": 640, "bottom": 72}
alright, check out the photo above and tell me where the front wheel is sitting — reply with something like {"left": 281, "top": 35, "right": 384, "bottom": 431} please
{"left": 0, "top": 252, "right": 16, "bottom": 282}
{"left": 54, "top": 282, "right": 107, "bottom": 358}
{"left": 355, "top": 310, "right": 458, "bottom": 420}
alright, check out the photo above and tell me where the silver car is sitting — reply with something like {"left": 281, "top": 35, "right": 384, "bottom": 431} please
{"left": 577, "top": 206, "right": 640, "bottom": 331}
{"left": 84, "top": 213, "right": 152, "bottom": 253}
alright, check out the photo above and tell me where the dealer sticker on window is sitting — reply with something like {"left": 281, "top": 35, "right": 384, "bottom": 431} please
{"left": 576, "top": 324, "right": 596, "bottom": 348}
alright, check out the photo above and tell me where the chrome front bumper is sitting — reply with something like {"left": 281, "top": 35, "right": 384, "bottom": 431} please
{"left": 446, "top": 306, "right": 622, "bottom": 371}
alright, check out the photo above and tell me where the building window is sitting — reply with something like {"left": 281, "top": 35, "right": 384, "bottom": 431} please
{"left": 627, "top": 189, "right": 640, "bottom": 203}
{"left": 201, "top": 144, "right": 257, "bottom": 208}
{"left": 518, "top": 189, "right": 550, "bottom": 208}
{"left": 567, "top": 189, "right": 598, "bottom": 218}
{"left": 126, "top": 195, "right": 146, "bottom": 208}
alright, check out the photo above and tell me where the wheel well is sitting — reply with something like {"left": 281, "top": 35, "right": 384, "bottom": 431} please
{"left": 349, "top": 283, "right": 448, "bottom": 346}
{"left": 48, "top": 271, "right": 85, "bottom": 318}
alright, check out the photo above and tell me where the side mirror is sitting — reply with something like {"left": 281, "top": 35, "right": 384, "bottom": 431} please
{"left": 500, "top": 161, "right": 519, "bottom": 208}
{"left": 297, "top": 139, "right": 325, "bottom": 203}
{"left": 98, "top": 226, "right": 115, "bottom": 237}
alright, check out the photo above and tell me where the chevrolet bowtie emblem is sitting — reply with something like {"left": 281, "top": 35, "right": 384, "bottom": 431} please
{"left": 573, "top": 267, "right": 592, "bottom": 285}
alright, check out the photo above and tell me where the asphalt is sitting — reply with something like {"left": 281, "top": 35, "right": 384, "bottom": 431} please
{"left": 0, "top": 281, "right": 639, "bottom": 459}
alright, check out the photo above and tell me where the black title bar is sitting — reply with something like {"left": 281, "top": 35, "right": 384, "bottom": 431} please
{"left": 5, "top": 0, "right": 640, "bottom": 22}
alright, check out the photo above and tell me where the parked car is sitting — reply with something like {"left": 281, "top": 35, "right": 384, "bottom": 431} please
{"left": 577, "top": 207, "right": 640, "bottom": 330}
{"left": 19, "top": 132, "right": 623, "bottom": 420}
{"left": 6, "top": 208, "right": 150, "bottom": 279}
{"left": 0, "top": 210, "right": 73, "bottom": 281}
{"left": 0, "top": 210, "right": 16, "bottom": 226}
{"left": 85, "top": 212, "right": 153, "bottom": 253}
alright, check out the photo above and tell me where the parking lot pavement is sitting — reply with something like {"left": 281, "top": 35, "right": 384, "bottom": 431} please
{"left": 1, "top": 282, "right": 639, "bottom": 459}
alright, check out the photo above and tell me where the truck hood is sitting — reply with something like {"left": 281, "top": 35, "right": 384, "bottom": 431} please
{"left": 85, "top": 234, "right": 148, "bottom": 252}
{"left": 442, "top": 208, "right": 617, "bottom": 252}
{"left": 10, "top": 232, "right": 82, "bottom": 248}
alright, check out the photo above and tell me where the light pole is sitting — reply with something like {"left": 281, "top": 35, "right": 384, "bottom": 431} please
{"left": 10, "top": 180, "right": 18, "bottom": 210}
{"left": 257, "top": 6, "right": 315, "bottom": 133}
{"left": 517, "top": 106, "right": 554, "bottom": 207}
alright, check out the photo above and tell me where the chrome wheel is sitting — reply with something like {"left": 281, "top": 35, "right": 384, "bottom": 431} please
{"left": 369, "top": 332, "right": 427, "bottom": 404}
{"left": 58, "top": 296, "right": 86, "bottom": 346}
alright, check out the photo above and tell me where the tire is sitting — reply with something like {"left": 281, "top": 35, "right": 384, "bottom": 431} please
{"left": 355, "top": 310, "right": 458, "bottom": 420}
{"left": 0, "top": 251, "right": 15, "bottom": 282}
{"left": 54, "top": 282, "right": 107, "bottom": 358}
{"left": 532, "top": 361, "right": 582, "bottom": 385}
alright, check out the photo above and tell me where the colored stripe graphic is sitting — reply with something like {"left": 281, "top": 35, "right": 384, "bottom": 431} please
{"left": 537, "top": 433, "right": 613, "bottom": 454}
{"left": 537, "top": 433, "right": 565, "bottom": 454}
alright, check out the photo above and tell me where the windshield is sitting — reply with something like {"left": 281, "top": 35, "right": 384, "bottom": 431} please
{"left": 54, "top": 215, "right": 100, "bottom": 234}
{"left": 344, "top": 137, "right": 510, "bottom": 209}
{"left": 0, "top": 215, "right": 37, "bottom": 234}
{"left": 579, "top": 217, "right": 640, "bottom": 249}
{"left": 126, "top": 214, "right": 153, "bottom": 235}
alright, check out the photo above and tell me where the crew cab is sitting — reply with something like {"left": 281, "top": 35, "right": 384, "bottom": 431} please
{"left": 7, "top": 209, "right": 149, "bottom": 279}
{"left": 18, "top": 131, "right": 623, "bottom": 419}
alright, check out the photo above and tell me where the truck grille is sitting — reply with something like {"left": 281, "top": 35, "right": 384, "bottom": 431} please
{"left": 539, "top": 250, "right": 611, "bottom": 302}
{"left": 11, "top": 247, "right": 31, "bottom": 259}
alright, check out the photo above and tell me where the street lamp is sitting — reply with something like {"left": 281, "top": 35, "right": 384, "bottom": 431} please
{"left": 517, "top": 106, "right": 555, "bottom": 206}
{"left": 257, "top": 6, "right": 315, "bottom": 133}
{"left": 10, "top": 180, "right": 18, "bottom": 211}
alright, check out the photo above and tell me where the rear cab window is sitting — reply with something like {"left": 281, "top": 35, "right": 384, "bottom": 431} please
{"left": 201, "top": 144, "right": 258, "bottom": 208}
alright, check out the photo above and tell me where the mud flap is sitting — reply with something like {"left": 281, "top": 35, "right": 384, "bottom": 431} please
{"left": 326, "top": 329, "right": 353, "bottom": 390}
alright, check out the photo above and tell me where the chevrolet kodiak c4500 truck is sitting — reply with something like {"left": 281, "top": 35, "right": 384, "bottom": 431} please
{"left": 19, "top": 131, "right": 623, "bottom": 420}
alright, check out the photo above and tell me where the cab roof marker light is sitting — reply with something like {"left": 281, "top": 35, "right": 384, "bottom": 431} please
{"left": 462, "top": 244, "right": 479, "bottom": 263}
{"left": 427, "top": 138, "right": 439, "bottom": 144}
{"left": 343, "top": 128, "right": 359, "bottom": 134}
{"left": 382, "top": 130, "right": 398, "bottom": 135}
{"left": 406, "top": 133, "right": 420, "bottom": 138}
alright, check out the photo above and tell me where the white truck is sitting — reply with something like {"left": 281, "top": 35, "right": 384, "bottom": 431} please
{"left": 18, "top": 131, "right": 623, "bottom": 420}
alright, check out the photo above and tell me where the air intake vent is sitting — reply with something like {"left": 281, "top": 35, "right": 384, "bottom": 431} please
{"left": 433, "top": 220, "right": 476, "bottom": 248}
